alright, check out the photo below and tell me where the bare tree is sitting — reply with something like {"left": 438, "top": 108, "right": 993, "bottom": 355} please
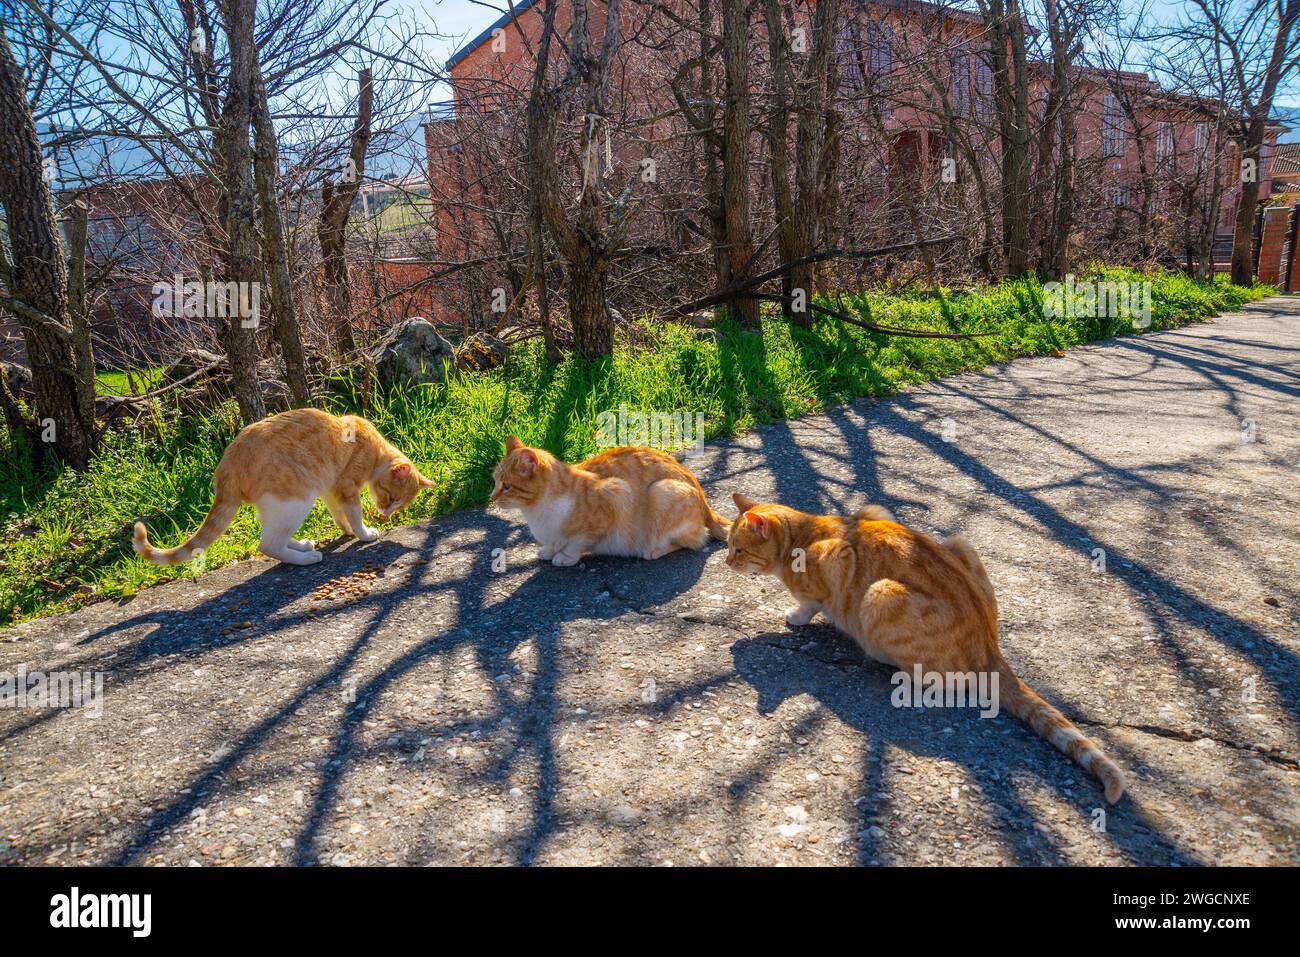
{"left": 1176, "top": 0, "right": 1299, "bottom": 284}
{"left": 1036, "top": 0, "right": 1090, "bottom": 276}
{"left": 0, "top": 25, "right": 96, "bottom": 467}
{"left": 316, "top": 67, "right": 372, "bottom": 359}
{"left": 527, "top": 0, "right": 637, "bottom": 360}
{"left": 212, "top": 0, "right": 267, "bottom": 423}
{"left": 761, "top": 0, "right": 842, "bottom": 326}
{"left": 978, "top": 0, "right": 1034, "bottom": 276}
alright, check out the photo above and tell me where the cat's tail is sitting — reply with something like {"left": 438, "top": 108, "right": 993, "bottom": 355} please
{"left": 133, "top": 481, "right": 240, "bottom": 566}
{"left": 996, "top": 660, "right": 1126, "bottom": 804}
{"left": 706, "top": 505, "right": 731, "bottom": 541}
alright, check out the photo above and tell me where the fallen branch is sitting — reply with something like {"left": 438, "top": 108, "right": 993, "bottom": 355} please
{"left": 98, "top": 361, "right": 223, "bottom": 407}
{"left": 660, "top": 235, "right": 962, "bottom": 320}
{"left": 744, "top": 293, "right": 993, "bottom": 340}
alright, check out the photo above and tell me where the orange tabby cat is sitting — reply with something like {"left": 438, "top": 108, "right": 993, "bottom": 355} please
{"left": 134, "top": 408, "right": 433, "bottom": 567}
{"left": 491, "top": 437, "right": 729, "bottom": 565}
{"left": 725, "top": 494, "right": 1125, "bottom": 803}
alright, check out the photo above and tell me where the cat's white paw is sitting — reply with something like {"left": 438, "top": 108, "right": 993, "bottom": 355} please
{"left": 538, "top": 545, "right": 556, "bottom": 560}
{"left": 288, "top": 538, "right": 316, "bottom": 552}
{"left": 551, "top": 552, "right": 580, "bottom": 567}
{"left": 275, "top": 548, "right": 323, "bottom": 566}
{"left": 786, "top": 604, "right": 817, "bottom": 626}
{"left": 356, "top": 526, "right": 380, "bottom": 543}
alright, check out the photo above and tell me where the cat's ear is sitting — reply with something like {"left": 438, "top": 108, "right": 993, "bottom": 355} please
{"left": 418, "top": 473, "right": 435, "bottom": 488}
{"left": 743, "top": 511, "right": 769, "bottom": 539}
{"left": 516, "top": 449, "right": 538, "bottom": 477}
{"left": 506, "top": 435, "right": 522, "bottom": 452}
{"left": 391, "top": 462, "right": 412, "bottom": 479}
{"left": 733, "top": 492, "right": 757, "bottom": 513}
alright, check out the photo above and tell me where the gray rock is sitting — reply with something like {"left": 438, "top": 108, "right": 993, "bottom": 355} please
{"left": 260, "top": 378, "right": 292, "bottom": 415}
{"left": 371, "top": 318, "right": 455, "bottom": 389}
{"left": 455, "top": 332, "right": 509, "bottom": 373}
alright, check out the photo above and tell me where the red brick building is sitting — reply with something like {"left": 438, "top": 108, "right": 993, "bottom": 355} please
{"left": 424, "top": 0, "right": 1283, "bottom": 314}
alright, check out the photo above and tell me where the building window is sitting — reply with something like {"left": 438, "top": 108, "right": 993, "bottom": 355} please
{"left": 867, "top": 21, "right": 894, "bottom": 107}
{"left": 1102, "top": 95, "right": 1125, "bottom": 157}
{"left": 835, "top": 21, "right": 865, "bottom": 92}
{"left": 1155, "top": 121, "right": 1174, "bottom": 167}
{"left": 974, "top": 54, "right": 994, "bottom": 119}
{"left": 950, "top": 49, "right": 971, "bottom": 116}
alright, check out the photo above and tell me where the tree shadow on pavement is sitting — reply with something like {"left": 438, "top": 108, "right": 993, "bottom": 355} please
{"left": 905, "top": 367, "right": 1300, "bottom": 732}
{"left": 98, "top": 514, "right": 715, "bottom": 866}
{"left": 729, "top": 633, "right": 1204, "bottom": 866}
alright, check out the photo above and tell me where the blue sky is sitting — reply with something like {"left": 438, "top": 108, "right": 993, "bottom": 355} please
{"left": 404, "top": 0, "right": 498, "bottom": 78}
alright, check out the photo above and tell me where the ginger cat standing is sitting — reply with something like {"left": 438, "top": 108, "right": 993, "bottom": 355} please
{"left": 491, "top": 437, "right": 728, "bottom": 565}
{"left": 134, "top": 408, "right": 433, "bottom": 567}
{"left": 725, "top": 494, "right": 1125, "bottom": 803}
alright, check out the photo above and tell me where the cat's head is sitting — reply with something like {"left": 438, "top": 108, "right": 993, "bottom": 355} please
{"left": 725, "top": 493, "right": 781, "bottom": 576}
{"left": 373, "top": 460, "right": 435, "bottom": 519}
{"left": 491, "top": 437, "right": 549, "bottom": 509}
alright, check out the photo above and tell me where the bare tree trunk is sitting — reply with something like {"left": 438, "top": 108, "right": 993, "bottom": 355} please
{"left": 214, "top": 0, "right": 265, "bottom": 424}
{"left": 1230, "top": 117, "right": 1268, "bottom": 285}
{"left": 1037, "top": 0, "right": 1081, "bottom": 278}
{"left": 761, "top": 0, "right": 839, "bottom": 326}
{"left": 251, "top": 67, "right": 310, "bottom": 406}
{"left": 720, "top": 0, "right": 758, "bottom": 327}
{"left": 1228, "top": 0, "right": 1298, "bottom": 285}
{"left": 528, "top": 195, "right": 562, "bottom": 364}
{"left": 317, "top": 68, "right": 373, "bottom": 359}
{"left": 527, "top": 0, "right": 629, "bottom": 361}
{"left": 64, "top": 199, "right": 97, "bottom": 417}
{"left": 0, "top": 28, "right": 95, "bottom": 468}
{"left": 983, "top": 0, "right": 1033, "bottom": 276}
{"left": 761, "top": 0, "right": 799, "bottom": 320}
{"left": 789, "top": 0, "right": 841, "bottom": 326}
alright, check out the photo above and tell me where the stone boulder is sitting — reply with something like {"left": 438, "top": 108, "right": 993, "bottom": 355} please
{"left": 371, "top": 318, "right": 456, "bottom": 389}
{"left": 455, "top": 332, "right": 509, "bottom": 373}
{"left": 258, "top": 378, "right": 293, "bottom": 415}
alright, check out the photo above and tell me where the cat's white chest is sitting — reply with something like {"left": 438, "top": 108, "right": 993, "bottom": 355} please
{"left": 522, "top": 492, "right": 574, "bottom": 546}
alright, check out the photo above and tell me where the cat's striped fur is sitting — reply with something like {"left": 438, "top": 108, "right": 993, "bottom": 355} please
{"left": 492, "top": 437, "right": 728, "bottom": 565}
{"left": 134, "top": 408, "right": 432, "bottom": 567}
{"left": 724, "top": 495, "right": 1125, "bottom": 803}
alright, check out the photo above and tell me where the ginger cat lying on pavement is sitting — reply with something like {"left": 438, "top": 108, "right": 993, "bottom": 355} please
{"left": 724, "top": 493, "right": 1125, "bottom": 803}
{"left": 491, "top": 437, "right": 728, "bottom": 566}
{"left": 134, "top": 408, "right": 433, "bottom": 567}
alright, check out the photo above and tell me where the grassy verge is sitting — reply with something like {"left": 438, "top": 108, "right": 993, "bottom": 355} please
{"left": 93, "top": 367, "right": 164, "bottom": 396}
{"left": 0, "top": 267, "right": 1273, "bottom": 625}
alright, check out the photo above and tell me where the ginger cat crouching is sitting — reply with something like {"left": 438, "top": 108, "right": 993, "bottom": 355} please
{"left": 725, "top": 494, "right": 1126, "bottom": 804}
{"left": 134, "top": 408, "right": 433, "bottom": 567}
{"left": 492, "top": 437, "right": 729, "bottom": 566}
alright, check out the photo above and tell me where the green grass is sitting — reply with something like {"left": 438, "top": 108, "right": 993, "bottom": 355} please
{"left": 373, "top": 195, "right": 433, "bottom": 235}
{"left": 94, "top": 367, "right": 163, "bottom": 396}
{"left": 0, "top": 267, "right": 1273, "bottom": 625}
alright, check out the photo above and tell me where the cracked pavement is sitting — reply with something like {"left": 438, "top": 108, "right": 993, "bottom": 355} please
{"left": 1, "top": 298, "right": 1298, "bottom": 866}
